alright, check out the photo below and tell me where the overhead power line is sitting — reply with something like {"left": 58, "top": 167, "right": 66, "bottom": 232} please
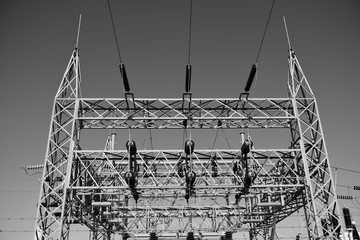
{"left": 332, "top": 165, "right": 360, "bottom": 174}
{"left": 255, "top": 0, "right": 276, "bottom": 63}
{"left": 107, "top": 0, "right": 122, "bottom": 64}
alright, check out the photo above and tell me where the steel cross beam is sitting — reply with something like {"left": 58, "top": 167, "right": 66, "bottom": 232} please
{"left": 78, "top": 98, "right": 295, "bottom": 129}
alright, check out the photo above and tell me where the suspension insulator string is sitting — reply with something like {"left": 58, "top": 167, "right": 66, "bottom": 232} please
{"left": 185, "top": 65, "right": 192, "bottom": 93}
{"left": 120, "top": 63, "right": 131, "bottom": 92}
{"left": 184, "top": 0, "right": 193, "bottom": 94}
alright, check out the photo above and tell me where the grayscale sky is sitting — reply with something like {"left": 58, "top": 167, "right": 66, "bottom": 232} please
{"left": 0, "top": 0, "right": 360, "bottom": 239}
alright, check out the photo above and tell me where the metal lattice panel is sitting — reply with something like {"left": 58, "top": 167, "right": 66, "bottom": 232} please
{"left": 34, "top": 48, "right": 341, "bottom": 240}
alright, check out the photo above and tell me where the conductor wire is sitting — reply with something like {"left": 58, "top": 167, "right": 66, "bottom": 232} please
{"left": 187, "top": 0, "right": 193, "bottom": 65}
{"left": 107, "top": 0, "right": 123, "bottom": 64}
{"left": 255, "top": 0, "right": 276, "bottom": 63}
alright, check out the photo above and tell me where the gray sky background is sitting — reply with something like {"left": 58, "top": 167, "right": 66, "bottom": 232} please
{"left": 1, "top": 0, "right": 360, "bottom": 239}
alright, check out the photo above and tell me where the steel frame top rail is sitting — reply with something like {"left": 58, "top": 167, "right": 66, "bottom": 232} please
{"left": 78, "top": 97, "right": 296, "bottom": 129}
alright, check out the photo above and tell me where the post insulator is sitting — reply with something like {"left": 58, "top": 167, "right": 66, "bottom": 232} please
{"left": 126, "top": 140, "right": 137, "bottom": 155}
{"left": 120, "top": 63, "right": 130, "bottom": 92}
{"left": 244, "top": 64, "right": 257, "bottom": 92}
{"left": 184, "top": 140, "right": 195, "bottom": 155}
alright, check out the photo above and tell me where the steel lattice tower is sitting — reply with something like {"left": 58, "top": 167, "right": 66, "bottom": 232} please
{"left": 34, "top": 47, "right": 342, "bottom": 240}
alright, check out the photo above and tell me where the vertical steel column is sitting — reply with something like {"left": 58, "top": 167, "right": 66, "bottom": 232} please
{"left": 287, "top": 49, "right": 342, "bottom": 239}
{"left": 34, "top": 48, "right": 81, "bottom": 240}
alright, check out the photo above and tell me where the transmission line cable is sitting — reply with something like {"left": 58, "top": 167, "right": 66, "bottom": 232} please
{"left": 242, "top": 0, "right": 275, "bottom": 97}
{"left": 291, "top": 0, "right": 300, "bottom": 48}
{"left": 187, "top": 0, "right": 193, "bottom": 65}
{"left": 107, "top": 0, "right": 122, "bottom": 64}
{"left": 255, "top": 0, "right": 276, "bottom": 63}
{"left": 332, "top": 166, "right": 360, "bottom": 174}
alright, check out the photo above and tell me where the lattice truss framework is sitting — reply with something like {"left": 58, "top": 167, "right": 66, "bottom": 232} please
{"left": 34, "top": 48, "right": 341, "bottom": 240}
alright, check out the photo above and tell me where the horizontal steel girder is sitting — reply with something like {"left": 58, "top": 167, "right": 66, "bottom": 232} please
{"left": 77, "top": 98, "right": 297, "bottom": 129}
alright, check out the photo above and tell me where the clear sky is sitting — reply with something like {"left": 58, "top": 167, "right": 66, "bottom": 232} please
{"left": 0, "top": 0, "right": 360, "bottom": 239}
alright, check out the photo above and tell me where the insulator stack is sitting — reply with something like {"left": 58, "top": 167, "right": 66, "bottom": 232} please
{"left": 241, "top": 139, "right": 253, "bottom": 156}
{"left": 184, "top": 140, "right": 195, "bottom": 155}
{"left": 185, "top": 65, "right": 192, "bottom": 92}
{"left": 126, "top": 140, "right": 137, "bottom": 155}
{"left": 185, "top": 171, "right": 196, "bottom": 201}
{"left": 120, "top": 63, "right": 130, "bottom": 92}
{"left": 186, "top": 232, "right": 194, "bottom": 240}
{"left": 125, "top": 172, "right": 136, "bottom": 188}
{"left": 27, "top": 164, "right": 44, "bottom": 170}
{"left": 244, "top": 173, "right": 252, "bottom": 188}
{"left": 244, "top": 64, "right": 257, "bottom": 92}
{"left": 186, "top": 171, "right": 196, "bottom": 188}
